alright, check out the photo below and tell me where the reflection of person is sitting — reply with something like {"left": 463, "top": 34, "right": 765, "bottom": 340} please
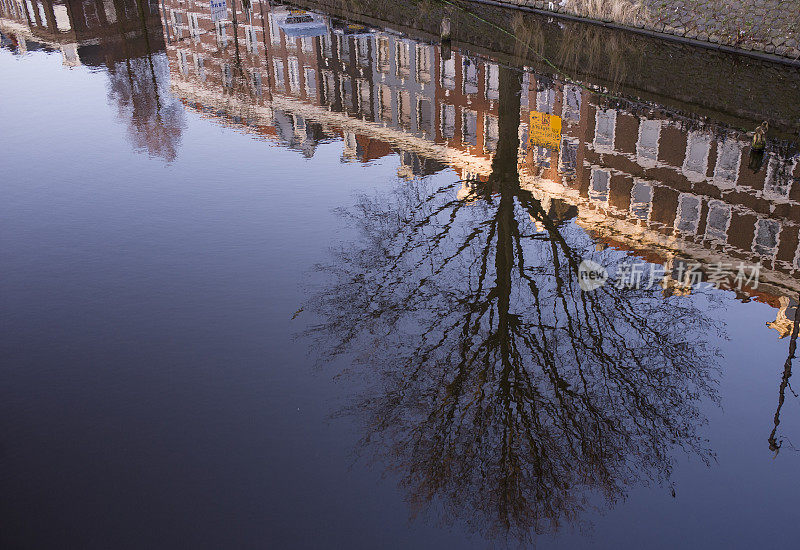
{"left": 767, "top": 296, "right": 797, "bottom": 338}
{"left": 304, "top": 66, "right": 720, "bottom": 544}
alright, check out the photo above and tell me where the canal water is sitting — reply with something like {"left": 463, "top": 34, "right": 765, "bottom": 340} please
{"left": 1, "top": 1, "right": 799, "bottom": 548}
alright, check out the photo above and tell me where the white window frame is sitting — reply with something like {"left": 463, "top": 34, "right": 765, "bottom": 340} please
{"left": 675, "top": 193, "right": 702, "bottom": 234}
{"left": 636, "top": 119, "right": 661, "bottom": 168}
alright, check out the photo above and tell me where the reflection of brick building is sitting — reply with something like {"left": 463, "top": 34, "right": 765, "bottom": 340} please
{"left": 434, "top": 48, "right": 499, "bottom": 160}
{"left": 159, "top": 1, "right": 800, "bottom": 326}
{"left": 162, "top": 0, "right": 272, "bottom": 102}
{"left": 1, "top": 0, "right": 163, "bottom": 65}
{"left": 0, "top": 0, "right": 29, "bottom": 26}
{"left": 511, "top": 76, "right": 800, "bottom": 323}
{"left": 568, "top": 96, "right": 800, "bottom": 280}
{"left": 163, "top": 1, "right": 334, "bottom": 155}
{"left": 316, "top": 20, "right": 374, "bottom": 120}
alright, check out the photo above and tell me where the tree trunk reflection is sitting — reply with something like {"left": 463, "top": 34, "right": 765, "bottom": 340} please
{"left": 304, "top": 65, "right": 721, "bottom": 544}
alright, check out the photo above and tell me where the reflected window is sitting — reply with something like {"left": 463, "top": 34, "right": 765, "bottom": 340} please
{"left": 268, "top": 13, "right": 281, "bottom": 45}
{"left": 377, "top": 37, "right": 390, "bottom": 73}
{"left": 222, "top": 63, "right": 233, "bottom": 88}
{"left": 320, "top": 34, "right": 333, "bottom": 58}
{"left": 304, "top": 67, "right": 317, "bottom": 97}
{"left": 83, "top": 0, "right": 100, "bottom": 28}
{"left": 462, "top": 109, "right": 478, "bottom": 146}
{"left": 683, "top": 131, "right": 712, "bottom": 182}
{"left": 357, "top": 79, "right": 372, "bottom": 116}
{"left": 559, "top": 137, "right": 578, "bottom": 176}
{"left": 379, "top": 85, "right": 392, "bottom": 122}
{"left": 301, "top": 36, "right": 314, "bottom": 54}
{"left": 630, "top": 180, "right": 653, "bottom": 220}
{"left": 794, "top": 231, "right": 800, "bottom": 269}
{"left": 440, "top": 103, "right": 455, "bottom": 140}
{"left": 342, "top": 76, "right": 354, "bottom": 111}
{"left": 417, "top": 98, "right": 432, "bottom": 136}
{"left": 245, "top": 26, "right": 258, "bottom": 54}
{"left": 273, "top": 61, "right": 286, "bottom": 91}
{"left": 102, "top": 0, "right": 115, "bottom": 24}
{"left": 518, "top": 123, "right": 529, "bottom": 157}
{"left": 287, "top": 56, "right": 300, "bottom": 95}
{"left": 763, "top": 155, "right": 795, "bottom": 200}
{"left": 441, "top": 57, "right": 455, "bottom": 90}
{"left": 193, "top": 54, "right": 205, "bottom": 81}
{"left": 594, "top": 109, "right": 616, "bottom": 152}
{"left": 462, "top": 58, "right": 478, "bottom": 95}
{"left": 753, "top": 218, "right": 781, "bottom": 256}
{"left": 292, "top": 115, "right": 306, "bottom": 139}
{"left": 287, "top": 37, "right": 299, "bottom": 52}
{"left": 121, "top": 0, "right": 135, "bottom": 19}
{"left": 637, "top": 119, "right": 661, "bottom": 166}
{"left": 415, "top": 45, "right": 431, "bottom": 84}
{"left": 251, "top": 71, "right": 263, "bottom": 96}
{"left": 536, "top": 88, "right": 554, "bottom": 115}
{"left": 38, "top": 2, "right": 47, "bottom": 28}
{"left": 484, "top": 115, "right": 498, "bottom": 153}
{"left": 533, "top": 146, "right": 551, "bottom": 169}
{"left": 320, "top": 70, "right": 335, "bottom": 105}
{"left": 178, "top": 50, "right": 189, "bottom": 76}
{"left": 189, "top": 13, "right": 200, "bottom": 40}
{"left": 562, "top": 85, "right": 581, "bottom": 123}
{"left": 36, "top": 1, "right": 46, "bottom": 27}
{"left": 61, "top": 44, "right": 78, "bottom": 65}
{"left": 396, "top": 41, "right": 411, "bottom": 79}
{"left": 485, "top": 63, "right": 499, "bottom": 101}
{"left": 713, "top": 138, "right": 742, "bottom": 189}
{"left": 337, "top": 35, "right": 349, "bottom": 62}
{"left": 398, "top": 91, "right": 411, "bottom": 129}
{"left": 343, "top": 131, "right": 358, "bottom": 160}
{"left": 590, "top": 168, "right": 610, "bottom": 204}
{"left": 705, "top": 200, "right": 731, "bottom": 242}
{"left": 54, "top": 4, "right": 72, "bottom": 29}
{"left": 215, "top": 21, "right": 227, "bottom": 48}
{"left": 520, "top": 73, "right": 530, "bottom": 108}
{"left": 356, "top": 37, "right": 370, "bottom": 67}
{"left": 675, "top": 193, "right": 701, "bottom": 233}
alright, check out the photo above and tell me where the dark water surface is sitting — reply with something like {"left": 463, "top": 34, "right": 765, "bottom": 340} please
{"left": 2, "top": 1, "right": 800, "bottom": 548}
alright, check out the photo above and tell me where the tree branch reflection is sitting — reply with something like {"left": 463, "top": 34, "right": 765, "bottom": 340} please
{"left": 304, "top": 66, "right": 721, "bottom": 543}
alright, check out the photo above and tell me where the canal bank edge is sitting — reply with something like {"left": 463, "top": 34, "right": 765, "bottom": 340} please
{"left": 289, "top": 0, "right": 800, "bottom": 135}
{"left": 467, "top": 0, "right": 800, "bottom": 66}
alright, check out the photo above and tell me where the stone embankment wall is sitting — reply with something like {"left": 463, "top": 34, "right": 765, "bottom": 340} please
{"left": 496, "top": 0, "right": 800, "bottom": 61}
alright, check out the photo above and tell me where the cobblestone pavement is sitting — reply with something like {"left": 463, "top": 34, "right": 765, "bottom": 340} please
{"left": 511, "top": 0, "right": 800, "bottom": 60}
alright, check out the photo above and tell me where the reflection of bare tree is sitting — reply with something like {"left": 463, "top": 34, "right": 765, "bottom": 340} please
{"left": 107, "top": 54, "right": 185, "bottom": 161}
{"left": 105, "top": 0, "right": 185, "bottom": 161}
{"left": 304, "top": 66, "right": 720, "bottom": 543}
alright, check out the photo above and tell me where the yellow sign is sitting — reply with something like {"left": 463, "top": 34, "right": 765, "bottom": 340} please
{"left": 529, "top": 111, "right": 562, "bottom": 150}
